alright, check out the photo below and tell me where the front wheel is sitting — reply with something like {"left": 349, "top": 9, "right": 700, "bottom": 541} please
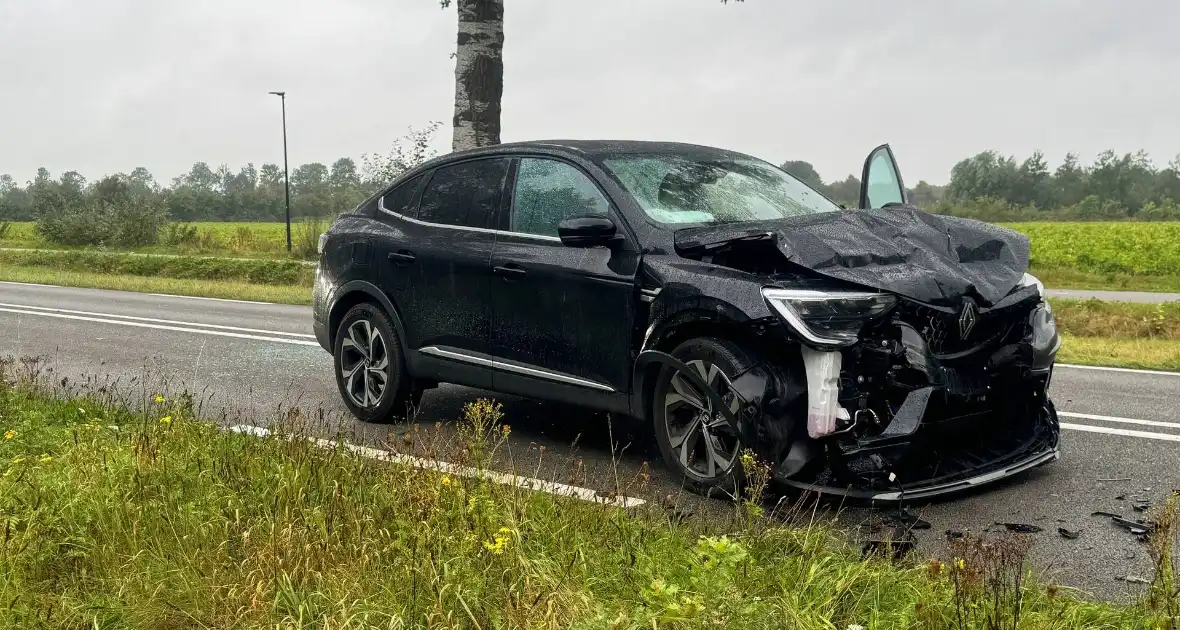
{"left": 333, "top": 303, "right": 420, "bottom": 423}
{"left": 652, "top": 337, "right": 754, "bottom": 498}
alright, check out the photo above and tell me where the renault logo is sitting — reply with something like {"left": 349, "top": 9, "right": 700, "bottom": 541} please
{"left": 959, "top": 298, "right": 979, "bottom": 339}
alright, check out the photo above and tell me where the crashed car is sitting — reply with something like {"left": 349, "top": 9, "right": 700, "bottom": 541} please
{"left": 313, "top": 140, "right": 1061, "bottom": 502}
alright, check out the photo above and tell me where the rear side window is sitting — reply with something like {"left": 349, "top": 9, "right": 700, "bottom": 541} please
{"left": 509, "top": 158, "right": 610, "bottom": 237}
{"left": 380, "top": 174, "right": 424, "bottom": 217}
{"left": 418, "top": 158, "right": 510, "bottom": 228}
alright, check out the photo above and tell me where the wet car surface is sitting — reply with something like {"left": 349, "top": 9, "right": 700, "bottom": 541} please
{"left": 313, "top": 139, "right": 1061, "bottom": 501}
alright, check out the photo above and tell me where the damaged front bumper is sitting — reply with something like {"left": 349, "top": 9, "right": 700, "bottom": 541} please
{"left": 790, "top": 294, "right": 1062, "bottom": 502}
{"left": 641, "top": 291, "right": 1062, "bottom": 504}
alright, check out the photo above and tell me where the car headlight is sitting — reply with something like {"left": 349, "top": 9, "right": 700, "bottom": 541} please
{"left": 1020, "top": 273, "right": 1044, "bottom": 296}
{"left": 317, "top": 233, "right": 329, "bottom": 255}
{"left": 761, "top": 288, "right": 897, "bottom": 347}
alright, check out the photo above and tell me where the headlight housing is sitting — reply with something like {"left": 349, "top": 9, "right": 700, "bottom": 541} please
{"left": 761, "top": 288, "right": 898, "bottom": 347}
{"left": 1020, "top": 272, "right": 1044, "bottom": 296}
{"left": 317, "top": 232, "right": 329, "bottom": 255}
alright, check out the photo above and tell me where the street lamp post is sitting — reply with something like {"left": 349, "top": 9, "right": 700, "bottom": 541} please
{"left": 268, "top": 91, "right": 292, "bottom": 252}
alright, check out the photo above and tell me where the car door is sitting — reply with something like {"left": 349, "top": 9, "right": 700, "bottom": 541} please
{"left": 372, "top": 157, "right": 510, "bottom": 389}
{"left": 487, "top": 156, "right": 640, "bottom": 411}
{"left": 859, "top": 144, "right": 908, "bottom": 209}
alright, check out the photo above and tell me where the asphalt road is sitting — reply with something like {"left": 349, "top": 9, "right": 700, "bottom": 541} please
{"left": 2, "top": 281, "right": 1178, "bottom": 601}
{"left": 1046, "top": 288, "right": 1180, "bottom": 303}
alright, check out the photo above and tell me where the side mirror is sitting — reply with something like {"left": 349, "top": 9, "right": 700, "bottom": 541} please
{"left": 558, "top": 215, "right": 617, "bottom": 247}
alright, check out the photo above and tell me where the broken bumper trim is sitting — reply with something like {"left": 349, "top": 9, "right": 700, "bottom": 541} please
{"left": 779, "top": 446, "right": 1059, "bottom": 503}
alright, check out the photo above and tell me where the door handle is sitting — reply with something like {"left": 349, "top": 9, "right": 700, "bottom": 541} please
{"left": 493, "top": 264, "right": 527, "bottom": 279}
{"left": 388, "top": 251, "right": 415, "bottom": 265}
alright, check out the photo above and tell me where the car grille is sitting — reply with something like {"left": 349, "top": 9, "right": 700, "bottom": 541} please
{"left": 899, "top": 299, "right": 1032, "bottom": 356}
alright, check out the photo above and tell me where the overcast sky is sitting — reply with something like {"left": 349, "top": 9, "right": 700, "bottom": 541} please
{"left": 2, "top": 0, "right": 1178, "bottom": 186}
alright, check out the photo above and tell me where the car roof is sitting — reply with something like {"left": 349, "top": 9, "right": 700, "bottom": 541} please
{"left": 446, "top": 139, "right": 751, "bottom": 161}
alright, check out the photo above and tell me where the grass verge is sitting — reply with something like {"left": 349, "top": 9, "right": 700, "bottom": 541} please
{"left": 1057, "top": 335, "right": 1180, "bottom": 371}
{"left": 1033, "top": 266, "right": 1180, "bottom": 294}
{"left": 0, "top": 265, "right": 311, "bottom": 304}
{"left": 0, "top": 249, "right": 314, "bottom": 287}
{"left": 0, "top": 365, "right": 1170, "bottom": 629}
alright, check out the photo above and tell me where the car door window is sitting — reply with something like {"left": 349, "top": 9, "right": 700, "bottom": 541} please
{"left": 380, "top": 174, "right": 424, "bottom": 217}
{"left": 864, "top": 148, "right": 905, "bottom": 209}
{"left": 418, "top": 158, "right": 510, "bottom": 228}
{"left": 510, "top": 158, "right": 609, "bottom": 237}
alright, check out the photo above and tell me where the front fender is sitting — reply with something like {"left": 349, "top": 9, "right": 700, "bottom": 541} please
{"left": 632, "top": 349, "right": 810, "bottom": 471}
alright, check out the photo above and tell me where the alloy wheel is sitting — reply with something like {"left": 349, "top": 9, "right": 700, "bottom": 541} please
{"left": 339, "top": 319, "right": 390, "bottom": 409}
{"left": 663, "top": 359, "right": 742, "bottom": 479}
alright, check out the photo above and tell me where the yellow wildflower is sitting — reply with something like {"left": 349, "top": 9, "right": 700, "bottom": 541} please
{"left": 154, "top": 394, "right": 166, "bottom": 404}
{"left": 160, "top": 416, "right": 172, "bottom": 425}
{"left": 440, "top": 476, "right": 452, "bottom": 486}
{"left": 4, "top": 430, "right": 15, "bottom": 440}
{"left": 956, "top": 558, "right": 966, "bottom": 570}
{"left": 501, "top": 424, "right": 511, "bottom": 437}
{"left": 483, "top": 527, "right": 512, "bottom": 555}
{"left": 38, "top": 454, "right": 52, "bottom": 464}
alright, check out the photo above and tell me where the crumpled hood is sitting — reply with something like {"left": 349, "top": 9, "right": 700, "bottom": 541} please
{"left": 673, "top": 206, "right": 1030, "bottom": 308}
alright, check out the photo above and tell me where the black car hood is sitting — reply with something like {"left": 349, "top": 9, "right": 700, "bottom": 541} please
{"left": 673, "top": 206, "right": 1030, "bottom": 308}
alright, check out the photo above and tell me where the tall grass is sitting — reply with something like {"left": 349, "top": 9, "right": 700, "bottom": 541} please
{"left": 0, "top": 357, "right": 1170, "bottom": 628}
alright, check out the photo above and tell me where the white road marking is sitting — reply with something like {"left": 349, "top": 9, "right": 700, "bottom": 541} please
{"left": 148, "top": 293, "right": 273, "bottom": 305}
{"left": 229, "top": 425, "right": 645, "bottom": 508}
{"left": 1057, "top": 363, "right": 1179, "bottom": 377}
{"left": 1061, "top": 422, "right": 1180, "bottom": 442}
{"left": 0, "top": 302, "right": 314, "bottom": 338}
{"left": 0, "top": 306, "right": 320, "bottom": 347}
{"left": 1059, "top": 411, "right": 1180, "bottom": 431}
{"left": 0, "top": 280, "right": 60, "bottom": 288}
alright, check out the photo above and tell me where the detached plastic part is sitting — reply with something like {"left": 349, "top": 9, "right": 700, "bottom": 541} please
{"left": 800, "top": 346, "right": 849, "bottom": 438}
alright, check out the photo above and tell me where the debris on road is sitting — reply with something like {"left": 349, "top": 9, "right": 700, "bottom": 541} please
{"left": 1099, "top": 477, "right": 1133, "bottom": 482}
{"left": 1058, "top": 527, "right": 1081, "bottom": 540}
{"left": 1115, "top": 494, "right": 1126, "bottom": 500}
{"left": 1132, "top": 500, "right": 1152, "bottom": 512}
{"left": 861, "top": 526, "right": 916, "bottom": 560}
{"left": 946, "top": 529, "right": 965, "bottom": 541}
{"left": 884, "top": 507, "right": 932, "bottom": 531}
{"left": 999, "top": 522, "right": 1043, "bottom": 534}
{"left": 1116, "top": 575, "right": 1151, "bottom": 585}
{"left": 1092, "top": 511, "right": 1155, "bottom": 542}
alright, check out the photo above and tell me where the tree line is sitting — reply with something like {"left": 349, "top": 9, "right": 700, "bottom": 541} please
{"left": 783, "top": 149, "right": 1180, "bottom": 221}
{"left": 4, "top": 142, "right": 1180, "bottom": 227}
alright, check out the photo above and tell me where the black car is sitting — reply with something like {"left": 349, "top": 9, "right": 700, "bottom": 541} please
{"left": 312, "top": 140, "right": 1061, "bottom": 502}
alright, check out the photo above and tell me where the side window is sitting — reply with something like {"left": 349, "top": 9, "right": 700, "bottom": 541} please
{"left": 510, "top": 158, "right": 610, "bottom": 237}
{"left": 417, "top": 158, "right": 510, "bottom": 228}
{"left": 864, "top": 148, "right": 905, "bottom": 209}
{"left": 380, "top": 174, "right": 423, "bottom": 217}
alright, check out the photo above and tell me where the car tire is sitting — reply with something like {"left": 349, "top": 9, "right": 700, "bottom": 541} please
{"left": 652, "top": 337, "right": 756, "bottom": 499}
{"left": 333, "top": 302, "right": 420, "bottom": 423}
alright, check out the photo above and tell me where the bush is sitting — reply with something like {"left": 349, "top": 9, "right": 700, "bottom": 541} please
{"left": 36, "top": 197, "right": 169, "bottom": 247}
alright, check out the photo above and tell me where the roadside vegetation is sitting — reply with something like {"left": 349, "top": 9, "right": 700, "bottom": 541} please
{"left": 0, "top": 359, "right": 1176, "bottom": 629}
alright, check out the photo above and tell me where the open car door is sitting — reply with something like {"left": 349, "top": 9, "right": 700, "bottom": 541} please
{"left": 858, "top": 144, "right": 908, "bottom": 210}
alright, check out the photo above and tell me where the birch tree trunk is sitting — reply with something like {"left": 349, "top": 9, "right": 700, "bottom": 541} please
{"left": 451, "top": 0, "right": 504, "bottom": 151}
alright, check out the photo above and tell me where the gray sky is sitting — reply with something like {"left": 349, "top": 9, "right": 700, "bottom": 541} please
{"left": 2, "top": 0, "right": 1178, "bottom": 186}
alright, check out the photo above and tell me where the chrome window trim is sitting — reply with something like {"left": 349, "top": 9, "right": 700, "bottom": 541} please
{"left": 418, "top": 346, "right": 616, "bottom": 392}
{"left": 377, "top": 183, "right": 563, "bottom": 243}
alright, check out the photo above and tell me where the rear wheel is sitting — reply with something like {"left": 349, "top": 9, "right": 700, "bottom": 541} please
{"left": 652, "top": 337, "right": 754, "bottom": 497}
{"left": 333, "top": 303, "right": 421, "bottom": 423}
